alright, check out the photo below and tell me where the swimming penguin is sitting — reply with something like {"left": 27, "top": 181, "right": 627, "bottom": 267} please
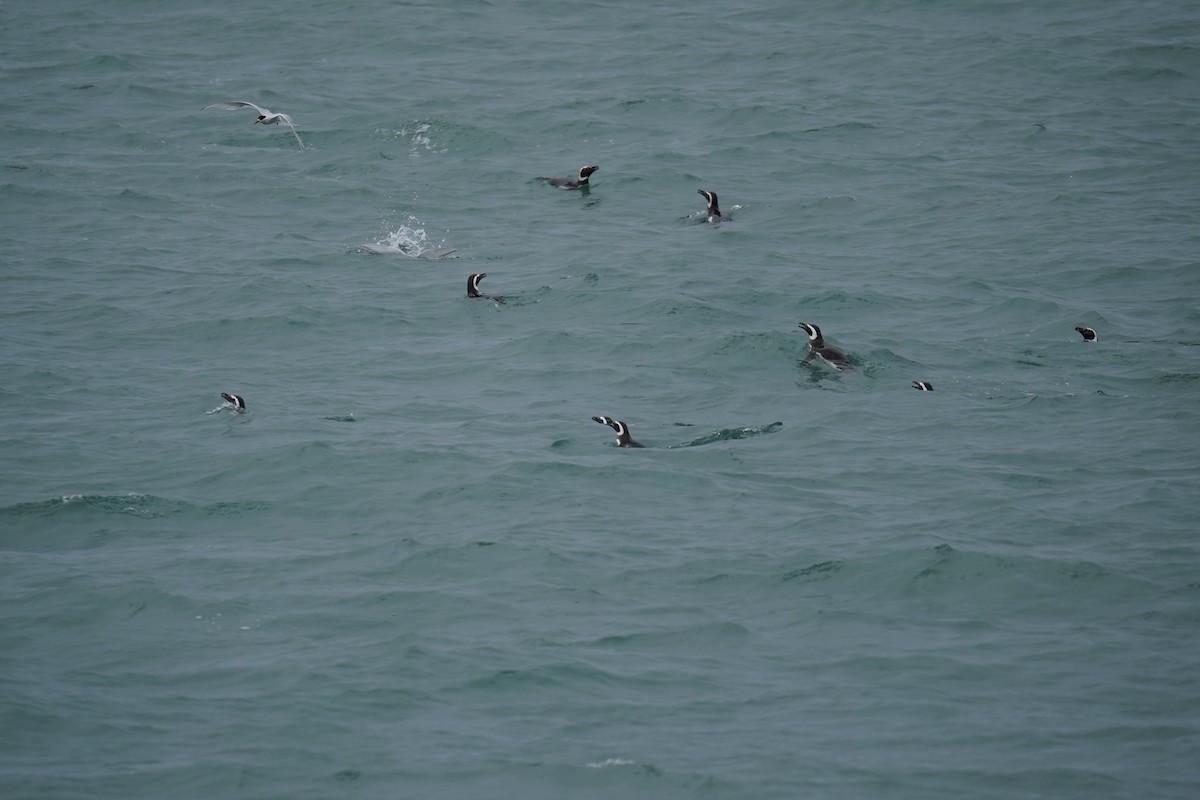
{"left": 798, "top": 323, "right": 854, "bottom": 371}
{"left": 697, "top": 189, "right": 730, "bottom": 222}
{"left": 467, "top": 273, "right": 504, "bottom": 304}
{"left": 591, "top": 416, "right": 645, "bottom": 448}
{"left": 912, "top": 381, "right": 934, "bottom": 391}
{"left": 1075, "top": 326, "right": 1098, "bottom": 342}
{"left": 221, "top": 392, "right": 247, "bottom": 412}
{"left": 539, "top": 165, "right": 599, "bottom": 189}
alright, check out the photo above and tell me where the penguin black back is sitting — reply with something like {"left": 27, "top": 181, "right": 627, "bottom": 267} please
{"left": 539, "top": 164, "right": 599, "bottom": 189}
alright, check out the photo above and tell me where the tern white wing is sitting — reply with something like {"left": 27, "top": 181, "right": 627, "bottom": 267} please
{"left": 203, "top": 100, "right": 269, "bottom": 115}
{"left": 277, "top": 115, "right": 305, "bottom": 150}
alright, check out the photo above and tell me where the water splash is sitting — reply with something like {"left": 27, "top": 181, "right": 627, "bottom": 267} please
{"left": 359, "top": 215, "right": 458, "bottom": 258}
{"left": 374, "top": 120, "right": 448, "bottom": 156}
{"left": 206, "top": 397, "right": 245, "bottom": 415}
{"left": 400, "top": 121, "right": 446, "bottom": 155}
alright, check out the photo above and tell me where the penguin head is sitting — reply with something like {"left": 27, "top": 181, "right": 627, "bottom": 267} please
{"left": 467, "top": 273, "right": 487, "bottom": 296}
{"left": 221, "top": 392, "right": 246, "bottom": 410}
{"left": 592, "top": 415, "right": 630, "bottom": 442}
{"left": 912, "top": 381, "right": 934, "bottom": 391}
{"left": 798, "top": 322, "right": 822, "bottom": 343}
{"left": 1075, "top": 326, "right": 1097, "bottom": 342}
{"left": 578, "top": 165, "right": 599, "bottom": 181}
{"left": 697, "top": 189, "right": 719, "bottom": 211}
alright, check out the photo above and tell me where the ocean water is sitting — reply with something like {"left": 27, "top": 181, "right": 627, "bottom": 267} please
{"left": 2, "top": 0, "right": 1199, "bottom": 797}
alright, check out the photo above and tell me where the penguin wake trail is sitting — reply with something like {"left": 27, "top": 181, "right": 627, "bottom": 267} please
{"left": 669, "top": 421, "right": 783, "bottom": 448}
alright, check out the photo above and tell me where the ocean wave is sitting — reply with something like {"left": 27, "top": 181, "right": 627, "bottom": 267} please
{"left": 0, "top": 493, "right": 269, "bottom": 519}
{"left": 668, "top": 421, "right": 783, "bottom": 448}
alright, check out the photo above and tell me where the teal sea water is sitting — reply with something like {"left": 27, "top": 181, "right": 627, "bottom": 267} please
{"left": 3, "top": 1, "right": 1199, "bottom": 797}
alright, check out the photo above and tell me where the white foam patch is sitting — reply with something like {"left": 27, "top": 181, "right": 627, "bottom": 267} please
{"left": 374, "top": 121, "right": 447, "bottom": 156}
{"left": 360, "top": 215, "right": 449, "bottom": 257}
{"left": 403, "top": 122, "right": 447, "bottom": 155}
{"left": 585, "top": 758, "right": 635, "bottom": 769}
